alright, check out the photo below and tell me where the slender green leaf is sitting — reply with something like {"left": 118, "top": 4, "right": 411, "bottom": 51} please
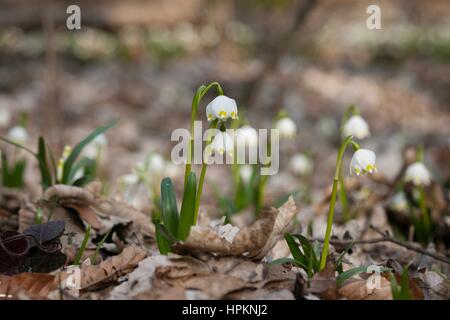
{"left": 337, "top": 266, "right": 367, "bottom": 286}
{"left": 336, "top": 241, "right": 355, "bottom": 273}
{"left": 156, "top": 222, "right": 172, "bottom": 255}
{"left": 0, "top": 136, "right": 37, "bottom": 156}
{"left": 92, "top": 228, "right": 112, "bottom": 264}
{"left": 269, "top": 258, "right": 296, "bottom": 266}
{"left": 293, "top": 234, "right": 320, "bottom": 272}
{"left": 177, "top": 172, "right": 197, "bottom": 241}
{"left": 62, "top": 120, "right": 117, "bottom": 184}
{"left": 284, "top": 233, "right": 306, "bottom": 266}
{"left": 160, "top": 177, "right": 179, "bottom": 236}
{"left": 73, "top": 225, "right": 91, "bottom": 265}
{"left": 337, "top": 266, "right": 392, "bottom": 286}
{"left": 37, "top": 137, "right": 53, "bottom": 189}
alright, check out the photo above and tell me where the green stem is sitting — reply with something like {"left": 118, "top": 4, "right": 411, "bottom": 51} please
{"left": 339, "top": 172, "right": 350, "bottom": 222}
{"left": 193, "top": 120, "right": 219, "bottom": 224}
{"left": 184, "top": 82, "right": 223, "bottom": 185}
{"left": 418, "top": 186, "right": 431, "bottom": 238}
{"left": 319, "top": 135, "right": 354, "bottom": 270}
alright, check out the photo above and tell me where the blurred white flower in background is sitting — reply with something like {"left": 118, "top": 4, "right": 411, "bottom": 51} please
{"left": 0, "top": 106, "right": 11, "bottom": 128}
{"left": 238, "top": 165, "right": 253, "bottom": 184}
{"left": 405, "top": 162, "right": 431, "bottom": 186}
{"left": 206, "top": 95, "right": 238, "bottom": 122}
{"left": 209, "top": 131, "right": 234, "bottom": 156}
{"left": 120, "top": 173, "right": 139, "bottom": 189}
{"left": 350, "top": 149, "right": 377, "bottom": 176}
{"left": 7, "top": 126, "right": 28, "bottom": 145}
{"left": 83, "top": 133, "right": 108, "bottom": 160}
{"left": 290, "top": 153, "right": 313, "bottom": 176}
{"left": 389, "top": 192, "right": 409, "bottom": 213}
{"left": 343, "top": 115, "right": 370, "bottom": 140}
{"left": 274, "top": 117, "right": 297, "bottom": 138}
{"left": 235, "top": 125, "right": 258, "bottom": 149}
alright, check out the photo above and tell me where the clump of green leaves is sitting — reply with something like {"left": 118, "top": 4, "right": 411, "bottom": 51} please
{"left": 155, "top": 173, "right": 197, "bottom": 254}
{"left": 1, "top": 152, "right": 26, "bottom": 188}
{"left": 0, "top": 121, "right": 116, "bottom": 190}
{"left": 271, "top": 233, "right": 321, "bottom": 279}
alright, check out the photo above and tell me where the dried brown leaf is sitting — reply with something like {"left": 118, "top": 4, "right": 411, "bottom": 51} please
{"left": 0, "top": 273, "right": 57, "bottom": 299}
{"left": 178, "top": 196, "right": 297, "bottom": 259}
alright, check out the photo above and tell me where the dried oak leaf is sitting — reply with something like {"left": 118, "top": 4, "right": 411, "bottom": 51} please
{"left": 61, "top": 244, "right": 147, "bottom": 291}
{"left": 177, "top": 196, "right": 297, "bottom": 260}
{"left": 0, "top": 273, "right": 57, "bottom": 299}
{"left": 309, "top": 258, "right": 338, "bottom": 300}
{"left": 338, "top": 276, "right": 393, "bottom": 300}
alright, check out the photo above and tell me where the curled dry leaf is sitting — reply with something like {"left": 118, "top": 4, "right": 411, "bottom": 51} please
{"left": 60, "top": 244, "right": 147, "bottom": 292}
{"left": 176, "top": 196, "right": 297, "bottom": 260}
{"left": 0, "top": 273, "right": 57, "bottom": 299}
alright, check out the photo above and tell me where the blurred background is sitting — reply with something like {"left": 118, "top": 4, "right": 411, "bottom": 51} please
{"left": 0, "top": 0, "right": 449, "bottom": 208}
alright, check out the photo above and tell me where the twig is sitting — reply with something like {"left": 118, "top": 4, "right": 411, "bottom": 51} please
{"left": 369, "top": 225, "right": 450, "bottom": 265}
{"left": 312, "top": 225, "right": 450, "bottom": 265}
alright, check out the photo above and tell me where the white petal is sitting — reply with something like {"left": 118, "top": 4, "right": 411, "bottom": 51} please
{"left": 274, "top": 117, "right": 297, "bottom": 138}
{"left": 7, "top": 126, "right": 28, "bottom": 145}
{"left": 405, "top": 162, "right": 431, "bottom": 186}
{"left": 290, "top": 153, "right": 313, "bottom": 175}
{"left": 207, "top": 95, "right": 238, "bottom": 121}
{"left": 343, "top": 115, "right": 370, "bottom": 139}
{"left": 350, "top": 149, "right": 376, "bottom": 176}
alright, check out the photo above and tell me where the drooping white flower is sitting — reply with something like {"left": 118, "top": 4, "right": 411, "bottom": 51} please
{"left": 7, "top": 126, "right": 28, "bottom": 145}
{"left": 389, "top": 192, "right": 408, "bottom": 213}
{"left": 235, "top": 125, "right": 258, "bottom": 149}
{"left": 0, "top": 107, "right": 11, "bottom": 128}
{"left": 405, "top": 162, "right": 431, "bottom": 186}
{"left": 274, "top": 117, "right": 297, "bottom": 138}
{"left": 209, "top": 131, "right": 234, "bottom": 156}
{"left": 343, "top": 115, "right": 370, "bottom": 140}
{"left": 290, "top": 153, "right": 313, "bottom": 176}
{"left": 206, "top": 95, "right": 238, "bottom": 122}
{"left": 350, "top": 149, "right": 377, "bottom": 176}
{"left": 238, "top": 165, "right": 253, "bottom": 184}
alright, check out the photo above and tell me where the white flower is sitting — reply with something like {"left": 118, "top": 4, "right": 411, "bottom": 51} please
{"left": 405, "top": 162, "right": 431, "bottom": 186}
{"left": 343, "top": 115, "right": 370, "bottom": 140}
{"left": 164, "top": 162, "right": 179, "bottom": 178}
{"left": 206, "top": 95, "right": 238, "bottom": 122}
{"left": 350, "top": 149, "right": 377, "bottom": 176}
{"left": 209, "top": 131, "right": 234, "bottom": 156}
{"left": 290, "top": 153, "right": 313, "bottom": 176}
{"left": 235, "top": 125, "right": 258, "bottom": 149}
{"left": 0, "top": 107, "right": 11, "bottom": 128}
{"left": 83, "top": 134, "right": 108, "bottom": 160}
{"left": 7, "top": 126, "right": 28, "bottom": 145}
{"left": 389, "top": 192, "right": 408, "bottom": 213}
{"left": 238, "top": 165, "right": 253, "bottom": 184}
{"left": 147, "top": 153, "right": 165, "bottom": 174}
{"left": 93, "top": 133, "right": 108, "bottom": 147}
{"left": 120, "top": 174, "right": 139, "bottom": 187}
{"left": 274, "top": 117, "right": 296, "bottom": 138}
